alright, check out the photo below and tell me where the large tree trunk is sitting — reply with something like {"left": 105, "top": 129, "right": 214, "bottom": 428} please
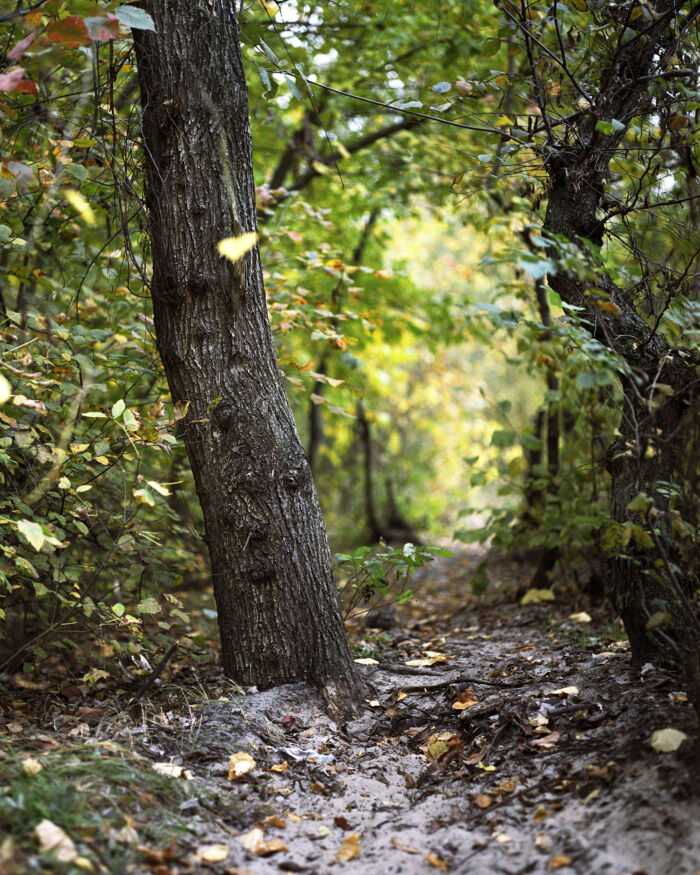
{"left": 539, "top": 0, "right": 699, "bottom": 668}
{"left": 133, "top": 0, "right": 357, "bottom": 692}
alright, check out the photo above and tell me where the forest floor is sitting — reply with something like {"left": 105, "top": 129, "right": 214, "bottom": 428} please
{"left": 1, "top": 546, "right": 700, "bottom": 875}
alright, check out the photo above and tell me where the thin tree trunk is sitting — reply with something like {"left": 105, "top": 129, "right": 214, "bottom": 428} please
{"left": 133, "top": 0, "right": 357, "bottom": 693}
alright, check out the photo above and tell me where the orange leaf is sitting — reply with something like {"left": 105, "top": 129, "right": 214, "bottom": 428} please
{"left": 47, "top": 17, "right": 90, "bottom": 47}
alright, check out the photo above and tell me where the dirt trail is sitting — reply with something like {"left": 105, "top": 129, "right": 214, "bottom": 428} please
{"left": 3, "top": 548, "right": 699, "bottom": 874}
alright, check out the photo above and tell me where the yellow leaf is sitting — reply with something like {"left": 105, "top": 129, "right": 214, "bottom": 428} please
{"left": 22, "top": 756, "right": 43, "bottom": 776}
{"left": 568, "top": 612, "right": 591, "bottom": 623}
{"left": 650, "top": 728, "right": 688, "bottom": 753}
{"left": 0, "top": 374, "right": 11, "bottom": 405}
{"left": 551, "top": 855, "right": 573, "bottom": 869}
{"left": 261, "top": 815, "right": 286, "bottom": 828}
{"left": 197, "top": 844, "right": 230, "bottom": 863}
{"left": 64, "top": 189, "right": 96, "bottom": 225}
{"left": 496, "top": 114, "right": 513, "bottom": 126}
{"left": 217, "top": 232, "right": 258, "bottom": 263}
{"left": 335, "top": 832, "right": 361, "bottom": 862}
{"left": 270, "top": 761, "right": 288, "bottom": 773}
{"left": 570, "top": 0, "right": 587, "bottom": 10}
{"left": 521, "top": 588, "right": 555, "bottom": 605}
{"left": 239, "top": 827, "right": 287, "bottom": 856}
{"left": 35, "top": 819, "right": 77, "bottom": 862}
{"left": 546, "top": 686, "right": 578, "bottom": 697}
{"left": 228, "top": 751, "right": 256, "bottom": 780}
{"left": 425, "top": 852, "right": 448, "bottom": 871}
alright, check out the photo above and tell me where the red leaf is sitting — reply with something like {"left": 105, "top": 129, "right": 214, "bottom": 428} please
{"left": 15, "top": 79, "right": 38, "bottom": 94}
{"left": 47, "top": 16, "right": 90, "bottom": 48}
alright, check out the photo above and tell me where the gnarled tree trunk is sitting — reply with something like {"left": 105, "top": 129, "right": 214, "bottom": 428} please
{"left": 133, "top": 0, "right": 357, "bottom": 692}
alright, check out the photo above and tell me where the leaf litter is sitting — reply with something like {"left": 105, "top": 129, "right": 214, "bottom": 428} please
{"left": 1, "top": 545, "right": 699, "bottom": 873}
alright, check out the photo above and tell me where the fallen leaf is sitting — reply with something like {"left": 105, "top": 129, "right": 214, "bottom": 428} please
{"left": 270, "top": 761, "right": 288, "bottom": 773}
{"left": 397, "top": 691, "right": 407, "bottom": 701}
{"left": 495, "top": 833, "right": 514, "bottom": 843}
{"left": 529, "top": 714, "right": 549, "bottom": 727}
{"left": 391, "top": 836, "right": 421, "bottom": 854}
{"left": 546, "top": 686, "right": 579, "bottom": 697}
{"left": 568, "top": 611, "right": 592, "bottom": 623}
{"left": 334, "top": 816, "right": 351, "bottom": 830}
{"left": 531, "top": 732, "right": 560, "bottom": 750}
{"left": 475, "top": 794, "right": 492, "bottom": 809}
{"left": 22, "top": 756, "right": 43, "bottom": 775}
{"left": 354, "top": 658, "right": 379, "bottom": 665}
{"left": 452, "top": 689, "right": 478, "bottom": 710}
{"left": 405, "top": 652, "right": 447, "bottom": 667}
{"left": 335, "top": 832, "right": 361, "bottom": 862}
{"left": 535, "top": 832, "right": 552, "bottom": 852}
{"left": 424, "top": 731, "right": 461, "bottom": 762}
{"left": 35, "top": 819, "right": 77, "bottom": 862}
{"left": 494, "top": 778, "right": 517, "bottom": 795}
{"left": 521, "top": 588, "right": 555, "bottom": 605}
{"left": 650, "top": 727, "right": 688, "bottom": 753}
{"left": 197, "top": 844, "right": 230, "bottom": 863}
{"left": 261, "top": 815, "right": 286, "bottom": 828}
{"left": 367, "top": 699, "right": 381, "bottom": 707}
{"left": 533, "top": 805, "right": 550, "bottom": 823}
{"left": 550, "top": 855, "right": 573, "bottom": 869}
{"left": 239, "top": 827, "right": 287, "bottom": 857}
{"left": 228, "top": 751, "right": 256, "bottom": 780}
{"left": 152, "top": 762, "right": 183, "bottom": 778}
{"left": 425, "top": 852, "right": 448, "bottom": 870}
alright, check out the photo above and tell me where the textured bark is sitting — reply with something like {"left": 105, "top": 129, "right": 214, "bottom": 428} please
{"left": 133, "top": 0, "right": 357, "bottom": 691}
{"left": 540, "top": 0, "right": 699, "bottom": 666}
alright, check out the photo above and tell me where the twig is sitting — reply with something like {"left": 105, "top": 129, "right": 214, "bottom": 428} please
{"left": 129, "top": 643, "right": 179, "bottom": 704}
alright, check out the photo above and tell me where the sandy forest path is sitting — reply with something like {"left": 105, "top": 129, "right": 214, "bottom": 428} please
{"left": 2, "top": 547, "right": 699, "bottom": 874}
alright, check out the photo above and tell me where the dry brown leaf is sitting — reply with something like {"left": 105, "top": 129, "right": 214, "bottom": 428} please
{"left": 270, "top": 761, "right": 288, "bottom": 773}
{"left": 494, "top": 778, "right": 517, "bottom": 795}
{"left": 531, "top": 732, "right": 560, "bottom": 750}
{"left": 475, "top": 794, "right": 492, "bottom": 809}
{"left": 533, "top": 806, "right": 550, "bottom": 823}
{"left": 228, "top": 752, "right": 256, "bottom": 781}
{"left": 261, "top": 815, "right": 286, "bottom": 828}
{"left": 335, "top": 832, "right": 361, "bottom": 862}
{"left": 35, "top": 819, "right": 77, "bottom": 862}
{"left": 334, "top": 815, "right": 351, "bottom": 830}
{"left": 550, "top": 854, "right": 573, "bottom": 869}
{"left": 391, "top": 836, "right": 422, "bottom": 854}
{"left": 425, "top": 852, "right": 448, "bottom": 870}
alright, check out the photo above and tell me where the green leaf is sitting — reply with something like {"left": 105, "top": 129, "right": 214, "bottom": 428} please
{"left": 595, "top": 120, "right": 614, "bottom": 135}
{"left": 16, "top": 519, "right": 44, "bottom": 551}
{"left": 491, "top": 429, "right": 515, "bottom": 448}
{"left": 112, "top": 602, "right": 125, "bottom": 617}
{"left": 111, "top": 398, "right": 125, "bottom": 419}
{"left": 114, "top": 5, "right": 156, "bottom": 32}
{"left": 627, "top": 492, "right": 652, "bottom": 513}
{"left": 136, "top": 597, "right": 161, "bottom": 615}
{"left": 431, "top": 81, "right": 451, "bottom": 94}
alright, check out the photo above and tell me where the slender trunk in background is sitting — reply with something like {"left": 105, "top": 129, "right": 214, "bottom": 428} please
{"left": 133, "top": 0, "right": 357, "bottom": 692}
